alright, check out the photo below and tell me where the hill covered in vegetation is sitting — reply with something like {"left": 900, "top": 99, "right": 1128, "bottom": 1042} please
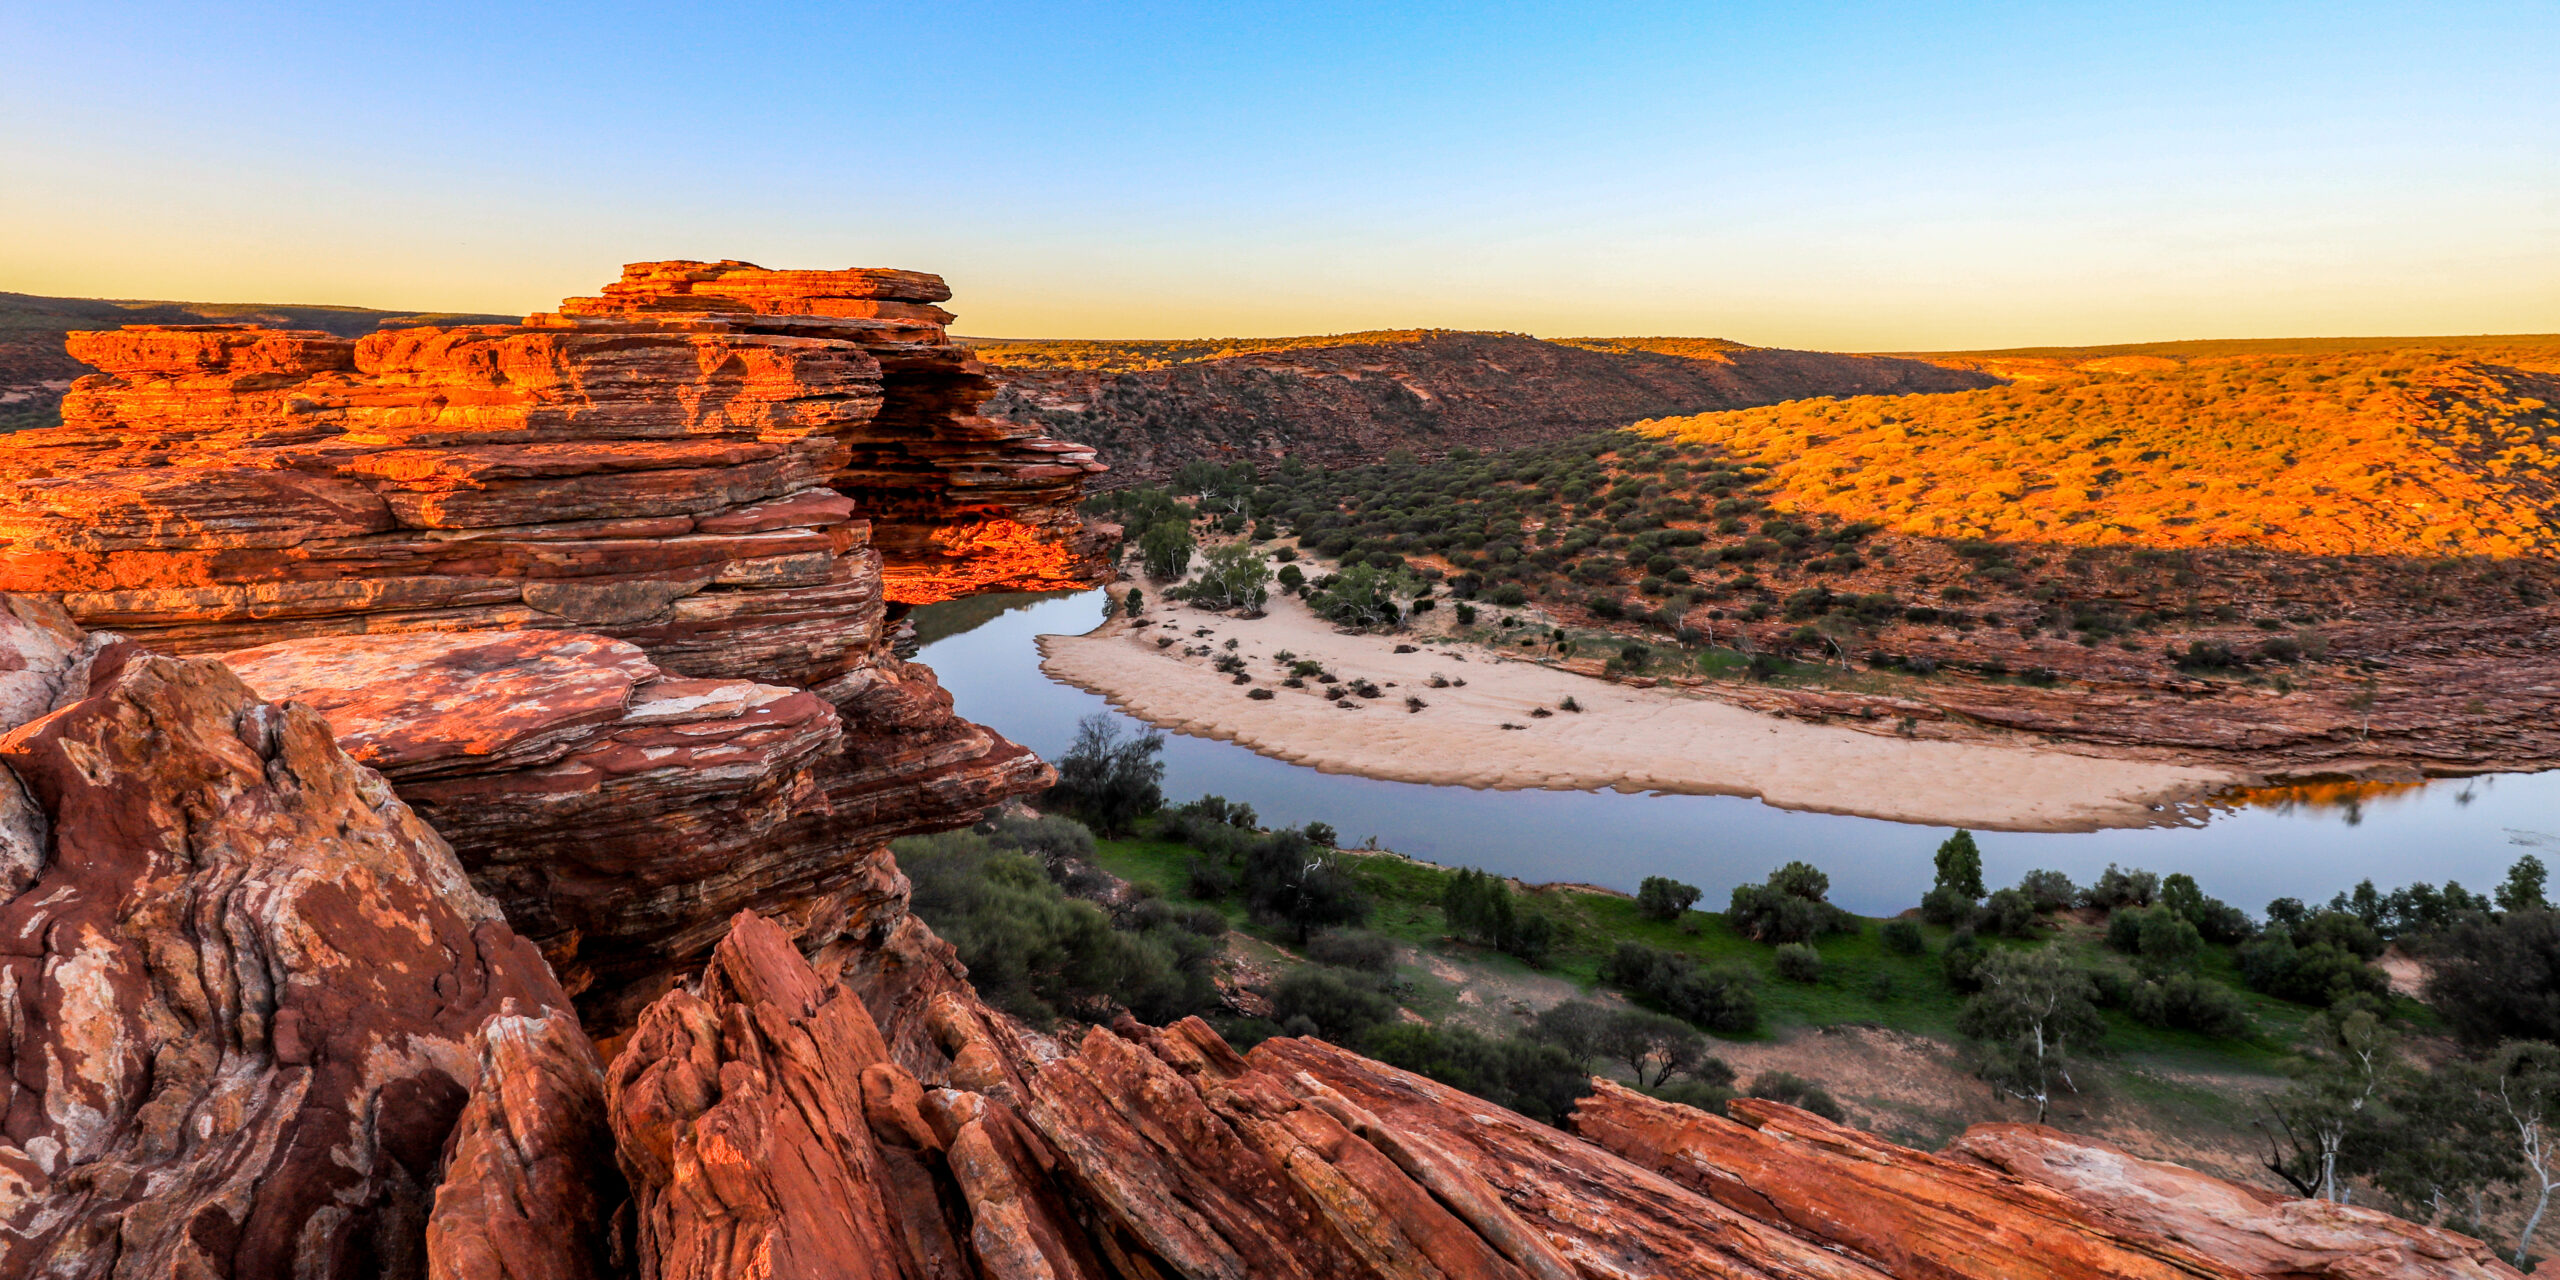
{"left": 1095, "top": 398, "right": 2560, "bottom": 774}
{"left": 974, "top": 329, "right": 1995, "bottom": 487}
{"left": 1651, "top": 336, "right": 2560, "bottom": 558}
{"left": 0, "top": 290, "right": 513, "bottom": 431}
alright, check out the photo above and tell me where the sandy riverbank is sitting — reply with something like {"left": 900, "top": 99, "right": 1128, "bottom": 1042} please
{"left": 1037, "top": 585, "right": 2244, "bottom": 832}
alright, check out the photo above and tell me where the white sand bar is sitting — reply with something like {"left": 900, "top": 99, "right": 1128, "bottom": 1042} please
{"left": 1038, "top": 588, "right": 2241, "bottom": 833}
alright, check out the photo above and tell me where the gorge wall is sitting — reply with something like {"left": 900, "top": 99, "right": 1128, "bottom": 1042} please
{"left": 974, "top": 331, "right": 1997, "bottom": 488}
{"left": 0, "top": 265, "right": 2512, "bottom": 1280}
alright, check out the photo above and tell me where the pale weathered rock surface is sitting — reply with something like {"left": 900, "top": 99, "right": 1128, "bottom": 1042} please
{"left": 0, "top": 624, "right": 586, "bottom": 1279}
{"left": 1950, "top": 1122, "right": 2518, "bottom": 1280}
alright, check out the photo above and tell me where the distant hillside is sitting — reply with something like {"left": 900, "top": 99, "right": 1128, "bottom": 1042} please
{"left": 1644, "top": 336, "right": 2560, "bottom": 558}
{"left": 0, "top": 291, "right": 514, "bottom": 431}
{"left": 971, "top": 330, "right": 1995, "bottom": 487}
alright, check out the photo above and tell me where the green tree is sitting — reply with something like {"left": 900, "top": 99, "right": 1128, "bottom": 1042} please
{"left": 1188, "top": 541, "right": 1272, "bottom": 611}
{"left": 1244, "top": 830, "right": 1369, "bottom": 944}
{"left": 2263, "top": 1008, "right": 2398, "bottom": 1203}
{"left": 1138, "top": 519, "right": 1196, "bottom": 580}
{"left": 2424, "top": 909, "right": 2560, "bottom": 1044}
{"left": 2370, "top": 1059, "right": 2519, "bottom": 1245}
{"left": 1526, "top": 1001, "right": 1613, "bottom": 1070}
{"left": 1933, "top": 830, "right": 1986, "bottom": 901}
{"left": 1596, "top": 1008, "right": 1713, "bottom": 1088}
{"left": 1044, "top": 714, "right": 1165, "bottom": 836}
{"left": 2490, "top": 1041, "right": 2560, "bottom": 1266}
{"left": 1636, "top": 875, "right": 1703, "bottom": 922}
{"left": 2502, "top": 855, "right": 2551, "bottom": 914}
{"left": 1957, "top": 949, "right": 2106, "bottom": 1123}
{"left": 1309, "top": 563, "right": 1420, "bottom": 628}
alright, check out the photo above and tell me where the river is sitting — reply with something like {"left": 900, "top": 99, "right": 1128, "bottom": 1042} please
{"left": 914, "top": 589, "right": 2560, "bottom": 917}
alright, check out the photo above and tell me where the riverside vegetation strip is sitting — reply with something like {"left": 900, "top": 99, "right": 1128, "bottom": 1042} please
{"left": 897, "top": 731, "right": 2560, "bottom": 1257}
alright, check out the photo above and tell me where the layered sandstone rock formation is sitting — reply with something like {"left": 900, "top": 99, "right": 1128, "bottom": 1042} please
{"left": 0, "top": 263, "right": 1103, "bottom": 1028}
{"left": 0, "top": 259, "right": 1109, "bottom": 666}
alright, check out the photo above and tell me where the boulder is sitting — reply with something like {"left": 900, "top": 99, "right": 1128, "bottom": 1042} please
{"left": 0, "top": 617, "right": 607, "bottom": 1280}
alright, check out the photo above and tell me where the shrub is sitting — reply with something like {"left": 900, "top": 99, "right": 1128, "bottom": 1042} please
{"left": 1185, "top": 856, "right": 1235, "bottom": 900}
{"left": 1774, "top": 943, "right": 1824, "bottom": 983}
{"left": 1443, "top": 868, "right": 1560, "bottom": 965}
{"left": 2290, "top": 910, "right": 2384, "bottom": 960}
{"left": 1359, "top": 1023, "right": 1593, "bottom": 1125}
{"left": 2425, "top": 908, "right": 2560, "bottom": 1044}
{"left": 1920, "top": 885, "right": 1977, "bottom": 927}
{"left": 1649, "top": 1077, "right": 1739, "bottom": 1114}
{"left": 896, "top": 831, "right": 1216, "bottom": 1027}
{"left": 1601, "top": 942, "right": 1762, "bottom": 1034}
{"left": 1746, "top": 1071, "right": 1846, "bottom": 1123}
{"left": 1978, "top": 888, "right": 2038, "bottom": 938}
{"left": 2016, "top": 869, "right": 2078, "bottom": 913}
{"left": 2083, "top": 863, "right": 2160, "bottom": 910}
{"left": 1045, "top": 714, "right": 1166, "bottom": 836}
{"left": 1881, "top": 918, "right": 1926, "bottom": 955}
{"left": 2236, "top": 933, "right": 2389, "bottom": 1006}
{"left": 1637, "top": 875, "right": 1703, "bottom": 922}
{"left": 2126, "top": 973, "right": 2252, "bottom": 1037}
{"left": 2134, "top": 906, "right": 2204, "bottom": 974}
{"left": 1305, "top": 930, "right": 1398, "bottom": 973}
{"left": 1272, "top": 967, "right": 1400, "bottom": 1042}
{"left": 1941, "top": 930, "right": 1990, "bottom": 993}
{"left": 1243, "top": 830, "right": 1370, "bottom": 943}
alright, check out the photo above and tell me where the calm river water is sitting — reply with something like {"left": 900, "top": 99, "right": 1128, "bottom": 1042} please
{"left": 914, "top": 590, "right": 2560, "bottom": 917}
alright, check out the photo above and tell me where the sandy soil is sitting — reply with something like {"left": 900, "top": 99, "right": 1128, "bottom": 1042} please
{"left": 1040, "top": 583, "right": 2240, "bottom": 832}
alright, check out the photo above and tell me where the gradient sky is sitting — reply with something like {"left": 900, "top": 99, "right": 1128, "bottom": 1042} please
{"left": 4, "top": 1, "right": 2553, "bottom": 349}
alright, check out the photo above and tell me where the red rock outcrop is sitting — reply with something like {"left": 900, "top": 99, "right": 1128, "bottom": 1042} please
{"left": 0, "top": 604, "right": 604, "bottom": 1280}
{"left": 218, "top": 624, "right": 1041, "bottom": 1032}
{"left": 0, "top": 260, "right": 1108, "bottom": 674}
{"left": 1950, "top": 1122, "right": 2516, "bottom": 1280}
{"left": 1577, "top": 1080, "right": 2516, "bottom": 1280}
{"left": 0, "top": 264, "right": 1104, "bottom": 1030}
{"left": 610, "top": 910, "right": 1907, "bottom": 1280}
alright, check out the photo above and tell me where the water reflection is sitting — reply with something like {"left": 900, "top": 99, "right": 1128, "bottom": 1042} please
{"left": 915, "top": 589, "right": 2560, "bottom": 917}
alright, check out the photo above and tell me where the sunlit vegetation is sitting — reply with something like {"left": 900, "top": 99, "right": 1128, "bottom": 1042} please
{"left": 965, "top": 329, "right": 1489, "bottom": 373}
{"left": 1643, "top": 341, "right": 2560, "bottom": 557}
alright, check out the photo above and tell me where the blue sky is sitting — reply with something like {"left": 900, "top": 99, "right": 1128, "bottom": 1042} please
{"left": 3, "top": 1, "right": 2552, "bottom": 348}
